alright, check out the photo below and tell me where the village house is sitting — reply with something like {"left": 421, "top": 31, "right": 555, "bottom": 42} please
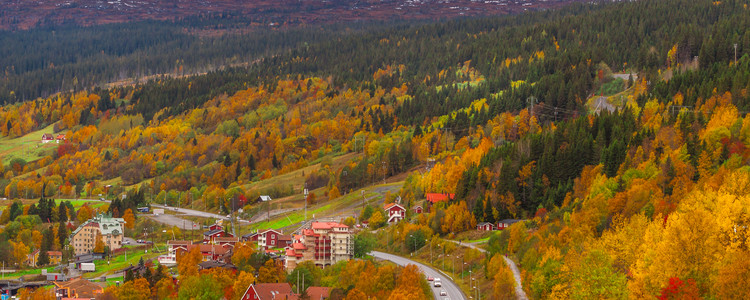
{"left": 53, "top": 277, "right": 104, "bottom": 299}
{"left": 306, "top": 287, "right": 330, "bottom": 300}
{"left": 26, "top": 250, "right": 63, "bottom": 266}
{"left": 212, "top": 236, "right": 240, "bottom": 249}
{"left": 41, "top": 133, "right": 54, "bottom": 143}
{"left": 477, "top": 222, "right": 495, "bottom": 231}
{"left": 56, "top": 134, "right": 66, "bottom": 143}
{"left": 497, "top": 219, "right": 522, "bottom": 230}
{"left": 241, "top": 283, "right": 297, "bottom": 300}
{"left": 412, "top": 205, "right": 423, "bottom": 214}
{"left": 164, "top": 241, "right": 230, "bottom": 263}
{"left": 258, "top": 195, "right": 272, "bottom": 202}
{"left": 203, "top": 223, "right": 233, "bottom": 244}
{"left": 384, "top": 203, "right": 406, "bottom": 224}
{"left": 257, "top": 229, "right": 283, "bottom": 250}
{"left": 425, "top": 193, "right": 455, "bottom": 212}
{"left": 285, "top": 222, "right": 353, "bottom": 272}
{"left": 70, "top": 213, "right": 126, "bottom": 255}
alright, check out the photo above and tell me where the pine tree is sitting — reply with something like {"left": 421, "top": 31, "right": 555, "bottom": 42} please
{"left": 473, "top": 197, "right": 484, "bottom": 222}
{"left": 58, "top": 222, "right": 68, "bottom": 248}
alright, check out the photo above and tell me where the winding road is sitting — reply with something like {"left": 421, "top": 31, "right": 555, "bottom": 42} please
{"left": 371, "top": 251, "right": 466, "bottom": 300}
{"left": 448, "top": 240, "right": 528, "bottom": 300}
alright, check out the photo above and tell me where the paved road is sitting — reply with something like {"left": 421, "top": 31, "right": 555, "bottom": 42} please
{"left": 447, "top": 240, "right": 528, "bottom": 300}
{"left": 371, "top": 251, "right": 465, "bottom": 300}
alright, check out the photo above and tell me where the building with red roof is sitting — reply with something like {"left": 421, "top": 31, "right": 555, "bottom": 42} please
{"left": 425, "top": 193, "right": 455, "bottom": 203}
{"left": 306, "top": 287, "right": 330, "bottom": 300}
{"left": 285, "top": 222, "right": 352, "bottom": 271}
{"left": 384, "top": 203, "right": 406, "bottom": 224}
{"left": 241, "top": 283, "right": 297, "bottom": 300}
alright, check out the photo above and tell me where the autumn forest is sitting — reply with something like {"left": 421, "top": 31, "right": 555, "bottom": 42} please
{"left": 1, "top": 0, "right": 750, "bottom": 298}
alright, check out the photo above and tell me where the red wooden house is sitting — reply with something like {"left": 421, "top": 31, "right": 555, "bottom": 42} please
{"left": 412, "top": 205, "right": 423, "bottom": 214}
{"left": 258, "top": 229, "right": 283, "bottom": 250}
{"left": 203, "top": 224, "right": 233, "bottom": 244}
{"left": 477, "top": 222, "right": 495, "bottom": 231}
{"left": 384, "top": 203, "right": 406, "bottom": 224}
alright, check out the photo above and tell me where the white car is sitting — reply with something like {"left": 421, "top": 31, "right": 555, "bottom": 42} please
{"left": 440, "top": 289, "right": 447, "bottom": 296}
{"left": 433, "top": 278, "right": 441, "bottom": 287}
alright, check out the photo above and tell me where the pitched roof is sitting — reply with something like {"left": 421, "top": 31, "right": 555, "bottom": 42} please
{"left": 244, "top": 283, "right": 295, "bottom": 300}
{"left": 259, "top": 195, "right": 272, "bottom": 202}
{"left": 213, "top": 236, "right": 239, "bottom": 243}
{"left": 384, "top": 203, "right": 405, "bottom": 211}
{"left": 426, "top": 193, "right": 455, "bottom": 203}
{"left": 311, "top": 222, "right": 349, "bottom": 230}
{"left": 306, "top": 287, "right": 330, "bottom": 300}
{"left": 259, "top": 229, "right": 282, "bottom": 235}
{"left": 70, "top": 213, "right": 125, "bottom": 238}
{"left": 42, "top": 133, "right": 54, "bottom": 140}
{"left": 54, "top": 277, "right": 104, "bottom": 298}
{"left": 203, "top": 228, "right": 224, "bottom": 236}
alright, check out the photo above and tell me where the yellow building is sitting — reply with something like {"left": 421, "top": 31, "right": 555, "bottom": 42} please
{"left": 70, "top": 214, "right": 126, "bottom": 255}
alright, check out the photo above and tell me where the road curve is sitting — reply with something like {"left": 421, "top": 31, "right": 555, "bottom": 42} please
{"left": 371, "top": 251, "right": 466, "bottom": 300}
{"left": 447, "top": 240, "right": 528, "bottom": 300}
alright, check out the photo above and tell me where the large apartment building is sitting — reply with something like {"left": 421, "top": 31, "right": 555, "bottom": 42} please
{"left": 285, "top": 221, "right": 352, "bottom": 271}
{"left": 70, "top": 213, "right": 126, "bottom": 255}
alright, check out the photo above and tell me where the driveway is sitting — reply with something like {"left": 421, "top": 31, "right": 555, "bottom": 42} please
{"left": 371, "top": 251, "right": 466, "bottom": 300}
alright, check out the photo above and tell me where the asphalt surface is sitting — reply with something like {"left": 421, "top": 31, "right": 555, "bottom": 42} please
{"left": 447, "top": 240, "right": 528, "bottom": 300}
{"left": 371, "top": 251, "right": 466, "bottom": 300}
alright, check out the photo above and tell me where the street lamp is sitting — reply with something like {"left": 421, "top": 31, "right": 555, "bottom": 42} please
{"left": 409, "top": 234, "right": 417, "bottom": 253}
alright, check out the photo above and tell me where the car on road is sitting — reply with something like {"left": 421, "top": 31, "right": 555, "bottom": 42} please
{"left": 440, "top": 289, "right": 447, "bottom": 296}
{"left": 137, "top": 239, "right": 145, "bottom": 243}
{"left": 427, "top": 276, "right": 434, "bottom": 281}
{"left": 433, "top": 278, "right": 441, "bottom": 287}
{"left": 123, "top": 240, "right": 130, "bottom": 244}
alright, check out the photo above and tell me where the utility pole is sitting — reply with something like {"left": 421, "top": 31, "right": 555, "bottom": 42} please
{"left": 527, "top": 96, "right": 537, "bottom": 118}
{"left": 304, "top": 187, "right": 309, "bottom": 221}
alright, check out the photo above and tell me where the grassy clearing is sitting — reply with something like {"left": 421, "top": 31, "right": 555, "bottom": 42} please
{"left": 241, "top": 152, "right": 358, "bottom": 196}
{"left": 247, "top": 181, "right": 402, "bottom": 232}
{"left": 54, "top": 199, "right": 109, "bottom": 209}
{"left": 84, "top": 248, "right": 161, "bottom": 278}
{"left": 0, "top": 266, "right": 58, "bottom": 279}
{"left": 0, "top": 123, "right": 61, "bottom": 165}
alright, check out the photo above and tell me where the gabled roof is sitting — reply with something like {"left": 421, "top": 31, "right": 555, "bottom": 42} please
{"left": 259, "top": 229, "right": 282, "bottom": 235}
{"left": 477, "top": 222, "right": 494, "bottom": 226}
{"left": 53, "top": 277, "right": 104, "bottom": 298}
{"left": 42, "top": 133, "right": 54, "bottom": 140}
{"left": 213, "top": 237, "right": 239, "bottom": 243}
{"left": 244, "top": 283, "right": 295, "bottom": 300}
{"left": 311, "top": 222, "right": 349, "bottom": 230}
{"left": 384, "top": 203, "right": 405, "bottom": 211}
{"left": 203, "top": 228, "right": 224, "bottom": 236}
{"left": 259, "top": 195, "right": 272, "bottom": 202}
{"left": 70, "top": 213, "right": 126, "bottom": 238}
{"left": 306, "top": 287, "right": 330, "bottom": 300}
{"left": 242, "top": 232, "right": 259, "bottom": 239}
{"left": 426, "top": 193, "right": 455, "bottom": 203}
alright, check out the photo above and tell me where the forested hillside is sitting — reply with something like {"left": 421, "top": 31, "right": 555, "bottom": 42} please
{"left": 0, "top": 0, "right": 750, "bottom": 297}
